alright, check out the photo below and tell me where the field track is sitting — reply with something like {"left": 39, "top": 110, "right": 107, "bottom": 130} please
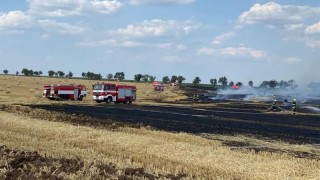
{"left": 27, "top": 103, "right": 320, "bottom": 145}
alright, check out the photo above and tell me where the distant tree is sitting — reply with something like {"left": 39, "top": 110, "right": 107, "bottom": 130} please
{"left": 86, "top": 72, "right": 94, "bottom": 79}
{"left": 28, "top": 69, "right": 34, "bottom": 76}
{"left": 21, "top": 68, "right": 29, "bottom": 76}
{"left": 149, "top": 76, "right": 156, "bottom": 82}
{"left": 260, "top": 81, "right": 269, "bottom": 88}
{"left": 236, "top": 82, "right": 243, "bottom": 87}
{"left": 39, "top": 71, "right": 43, "bottom": 76}
{"left": 288, "top": 79, "right": 298, "bottom": 89}
{"left": 57, "top": 71, "right": 65, "bottom": 78}
{"left": 34, "top": 71, "right": 39, "bottom": 76}
{"left": 210, "top": 79, "right": 214, "bottom": 86}
{"left": 248, "top": 80, "right": 253, "bottom": 87}
{"left": 54, "top": 72, "right": 58, "bottom": 77}
{"left": 229, "top": 81, "right": 234, "bottom": 87}
{"left": 16, "top": 71, "right": 19, "bottom": 76}
{"left": 177, "top": 76, "right": 186, "bottom": 85}
{"left": 218, "top": 76, "right": 228, "bottom": 88}
{"left": 279, "top": 80, "right": 289, "bottom": 88}
{"left": 170, "top": 75, "right": 178, "bottom": 83}
{"left": 134, "top": 74, "right": 143, "bottom": 82}
{"left": 67, "top": 71, "right": 73, "bottom": 78}
{"left": 114, "top": 72, "right": 125, "bottom": 81}
{"left": 93, "top": 73, "right": 102, "bottom": 80}
{"left": 3, "top": 69, "right": 8, "bottom": 75}
{"left": 107, "top": 73, "right": 113, "bottom": 80}
{"left": 162, "top": 76, "right": 170, "bottom": 84}
{"left": 142, "top": 74, "right": 149, "bottom": 83}
{"left": 268, "top": 80, "right": 278, "bottom": 89}
{"left": 81, "top": 72, "right": 86, "bottom": 78}
{"left": 48, "top": 70, "right": 55, "bottom": 77}
{"left": 192, "top": 76, "right": 201, "bottom": 87}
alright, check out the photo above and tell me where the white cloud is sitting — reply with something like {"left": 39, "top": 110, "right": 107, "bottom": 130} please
{"left": 220, "top": 47, "right": 266, "bottom": 58}
{"left": 284, "top": 24, "right": 305, "bottom": 31}
{"left": 305, "top": 39, "right": 320, "bottom": 48}
{"left": 238, "top": 2, "right": 320, "bottom": 27}
{"left": 0, "top": 11, "right": 33, "bottom": 29}
{"left": 197, "top": 47, "right": 215, "bottom": 55}
{"left": 130, "top": 0, "right": 195, "bottom": 5}
{"left": 114, "top": 19, "right": 200, "bottom": 38}
{"left": 77, "top": 39, "right": 144, "bottom": 47}
{"left": 38, "top": 19, "right": 86, "bottom": 35}
{"left": 211, "top": 32, "right": 235, "bottom": 45}
{"left": 28, "top": 0, "right": 122, "bottom": 17}
{"left": 305, "top": 21, "right": 320, "bottom": 34}
{"left": 157, "top": 43, "right": 186, "bottom": 50}
{"left": 284, "top": 57, "right": 301, "bottom": 64}
{"left": 197, "top": 46, "right": 266, "bottom": 58}
{"left": 162, "top": 55, "right": 183, "bottom": 63}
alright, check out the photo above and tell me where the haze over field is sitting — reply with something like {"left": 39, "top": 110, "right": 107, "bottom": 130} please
{"left": 0, "top": 0, "right": 319, "bottom": 84}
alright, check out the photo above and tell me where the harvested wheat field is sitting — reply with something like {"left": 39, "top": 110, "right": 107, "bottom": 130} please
{"left": 0, "top": 75, "right": 320, "bottom": 179}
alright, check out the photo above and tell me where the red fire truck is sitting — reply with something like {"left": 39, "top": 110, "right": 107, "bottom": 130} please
{"left": 152, "top": 81, "right": 164, "bottom": 91}
{"left": 92, "top": 82, "right": 136, "bottom": 104}
{"left": 43, "top": 84, "right": 87, "bottom": 100}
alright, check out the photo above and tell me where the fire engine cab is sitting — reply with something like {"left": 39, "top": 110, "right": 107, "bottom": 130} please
{"left": 92, "top": 83, "right": 136, "bottom": 104}
{"left": 43, "top": 84, "right": 87, "bottom": 101}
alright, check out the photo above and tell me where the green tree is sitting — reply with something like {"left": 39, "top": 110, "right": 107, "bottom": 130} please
{"left": 218, "top": 76, "right": 228, "bottom": 88}
{"left": 114, "top": 72, "right": 125, "bottom": 81}
{"left": 48, "top": 70, "right": 55, "bottom": 77}
{"left": 16, "top": 71, "right": 19, "bottom": 76}
{"left": 28, "top": 69, "right": 34, "bottom": 76}
{"left": 134, "top": 74, "right": 143, "bottom": 82}
{"left": 170, "top": 75, "right": 178, "bottom": 83}
{"left": 260, "top": 81, "right": 269, "bottom": 88}
{"left": 229, "top": 81, "right": 234, "bottom": 87}
{"left": 81, "top": 72, "right": 86, "bottom": 78}
{"left": 57, "top": 71, "right": 65, "bottom": 78}
{"left": 39, "top": 71, "right": 43, "bottom": 76}
{"left": 248, "top": 80, "right": 253, "bottom": 87}
{"left": 107, "top": 73, "right": 113, "bottom": 80}
{"left": 67, "top": 71, "right": 73, "bottom": 78}
{"left": 268, "top": 80, "right": 278, "bottom": 89}
{"left": 236, "top": 82, "right": 243, "bottom": 87}
{"left": 177, "top": 76, "right": 186, "bottom": 85}
{"left": 192, "top": 76, "right": 201, "bottom": 87}
{"left": 279, "top": 80, "right": 289, "bottom": 88}
{"left": 142, "top": 74, "right": 149, "bottom": 83}
{"left": 149, "top": 75, "right": 156, "bottom": 82}
{"left": 3, "top": 69, "right": 8, "bottom": 75}
{"left": 22, "top": 68, "right": 29, "bottom": 76}
{"left": 162, "top": 76, "right": 170, "bottom": 84}
{"left": 34, "top": 71, "right": 39, "bottom": 76}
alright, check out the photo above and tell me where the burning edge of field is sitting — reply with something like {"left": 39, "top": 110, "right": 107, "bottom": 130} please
{"left": 0, "top": 104, "right": 320, "bottom": 179}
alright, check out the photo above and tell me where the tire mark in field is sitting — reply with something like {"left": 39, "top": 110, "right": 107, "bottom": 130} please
{"left": 27, "top": 104, "right": 320, "bottom": 144}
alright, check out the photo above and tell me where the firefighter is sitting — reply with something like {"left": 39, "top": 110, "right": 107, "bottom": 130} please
{"left": 267, "top": 100, "right": 280, "bottom": 112}
{"left": 292, "top": 99, "right": 297, "bottom": 114}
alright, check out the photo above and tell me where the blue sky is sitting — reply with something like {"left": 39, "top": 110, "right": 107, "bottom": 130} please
{"left": 0, "top": 0, "right": 319, "bottom": 86}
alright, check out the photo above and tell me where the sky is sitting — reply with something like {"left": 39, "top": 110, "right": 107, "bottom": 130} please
{"left": 0, "top": 0, "right": 319, "bottom": 86}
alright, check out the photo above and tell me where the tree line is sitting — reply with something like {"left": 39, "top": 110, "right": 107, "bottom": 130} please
{"left": 1, "top": 68, "right": 297, "bottom": 89}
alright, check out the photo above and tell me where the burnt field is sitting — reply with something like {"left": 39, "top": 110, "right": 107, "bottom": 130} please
{"left": 26, "top": 102, "right": 320, "bottom": 145}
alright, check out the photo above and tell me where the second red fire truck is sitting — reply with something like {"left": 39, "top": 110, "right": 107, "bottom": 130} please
{"left": 92, "top": 82, "right": 136, "bottom": 104}
{"left": 43, "top": 84, "right": 87, "bottom": 101}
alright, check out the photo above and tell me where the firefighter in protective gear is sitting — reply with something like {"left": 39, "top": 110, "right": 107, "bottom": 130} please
{"left": 267, "top": 100, "right": 281, "bottom": 112}
{"left": 292, "top": 99, "right": 297, "bottom": 114}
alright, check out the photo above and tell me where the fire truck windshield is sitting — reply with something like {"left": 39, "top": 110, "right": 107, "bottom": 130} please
{"left": 93, "top": 84, "right": 104, "bottom": 90}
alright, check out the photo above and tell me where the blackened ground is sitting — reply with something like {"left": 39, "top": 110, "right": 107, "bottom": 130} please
{"left": 26, "top": 103, "right": 320, "bottom": 145}
{"left": 0, "top": 145, "right": 185, "bottom": 180}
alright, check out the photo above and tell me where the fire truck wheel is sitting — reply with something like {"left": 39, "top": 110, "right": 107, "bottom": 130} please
{"left": 96, "top": 100, "right": 102, "bottom": 103}
{"left": 78, "top": 96, "right": 83, "bottom": 101}
{"left": 106, "top": 97, "right": 112, "bottom": 104}
{"left": 124, "top": 98, "right": 131, "bottom": 104}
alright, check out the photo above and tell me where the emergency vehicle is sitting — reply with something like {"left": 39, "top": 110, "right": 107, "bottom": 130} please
{"left": 152, "top": 81, "right": 164, "bottom": 91}
{"left": 92, "top": 82, "right": 136, "bottom": 104}
{"left": 43, "top": 84, "right": 87, "bottom": 100}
